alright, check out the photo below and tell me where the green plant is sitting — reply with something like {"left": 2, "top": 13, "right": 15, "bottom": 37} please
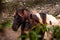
{"left": 53, "top": 26, "right": 60, "bottom": 40}
{"left": 0, "top": 20, "right": 12, "bottom": 29}
{"left": 20, "top": 24, "right": 60, "bottom": 40}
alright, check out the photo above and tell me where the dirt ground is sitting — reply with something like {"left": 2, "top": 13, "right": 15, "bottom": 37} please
{"left": 0, "top": 18, "right": 60, "bottom": 40}
{"left": 0, "top": 27, "right": 21, "bottom": 40}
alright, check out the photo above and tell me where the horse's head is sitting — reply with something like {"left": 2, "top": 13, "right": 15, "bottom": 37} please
{"left": 23, "top": 14, "right": 40, "bottom": 34}
{"left": 12, "top": 8, "right": 29, "bottom": 31}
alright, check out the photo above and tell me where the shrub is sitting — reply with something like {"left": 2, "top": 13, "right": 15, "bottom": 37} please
{"left": 0, "top": 20, "right": 12, "bottom": 29}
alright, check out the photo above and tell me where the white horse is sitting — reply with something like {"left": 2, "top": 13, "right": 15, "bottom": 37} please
{"left": 34, "top": 13, "right": 59, "bottom": 40}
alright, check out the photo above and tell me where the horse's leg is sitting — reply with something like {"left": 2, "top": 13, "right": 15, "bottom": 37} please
{"left": 21, "top": 25, "right": 29, "bottom": 40}
{"left": 38, "top": 30, "right": 44, "bottom": 40}
{"left": 44, "top": 31, "right": 53, "bottom": 40}
{"left": 43, "top": 26, "right": 54, "bottom": 40}
{"left": 21, "top": 26, "right": 26, "bottom": 40}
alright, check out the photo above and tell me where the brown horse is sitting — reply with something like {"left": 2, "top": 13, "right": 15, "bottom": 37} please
{"left": 12, "top": 8, "right": 41, "bottom": 32}
{"left": 12, "top": 8, "right": 45, "bottom": 40}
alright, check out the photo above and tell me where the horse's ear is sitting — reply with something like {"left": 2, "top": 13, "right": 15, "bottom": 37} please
{"left": 17, "top": 9, "right": 24, "bottom": 17}
{"left": 23, "top": 10, "right": 28, "bottom": 17}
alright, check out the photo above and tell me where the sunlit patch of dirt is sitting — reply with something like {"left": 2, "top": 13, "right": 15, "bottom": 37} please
{"left": 0, "top": 27, "right": 21, "bottom": 40}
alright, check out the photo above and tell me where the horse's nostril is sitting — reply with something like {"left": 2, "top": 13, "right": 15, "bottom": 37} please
{"left": 24, "top": 30, "right": 29, "bottom": 34}
{"left": 23, "top": 28, "right": 29, "bottom": 34}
